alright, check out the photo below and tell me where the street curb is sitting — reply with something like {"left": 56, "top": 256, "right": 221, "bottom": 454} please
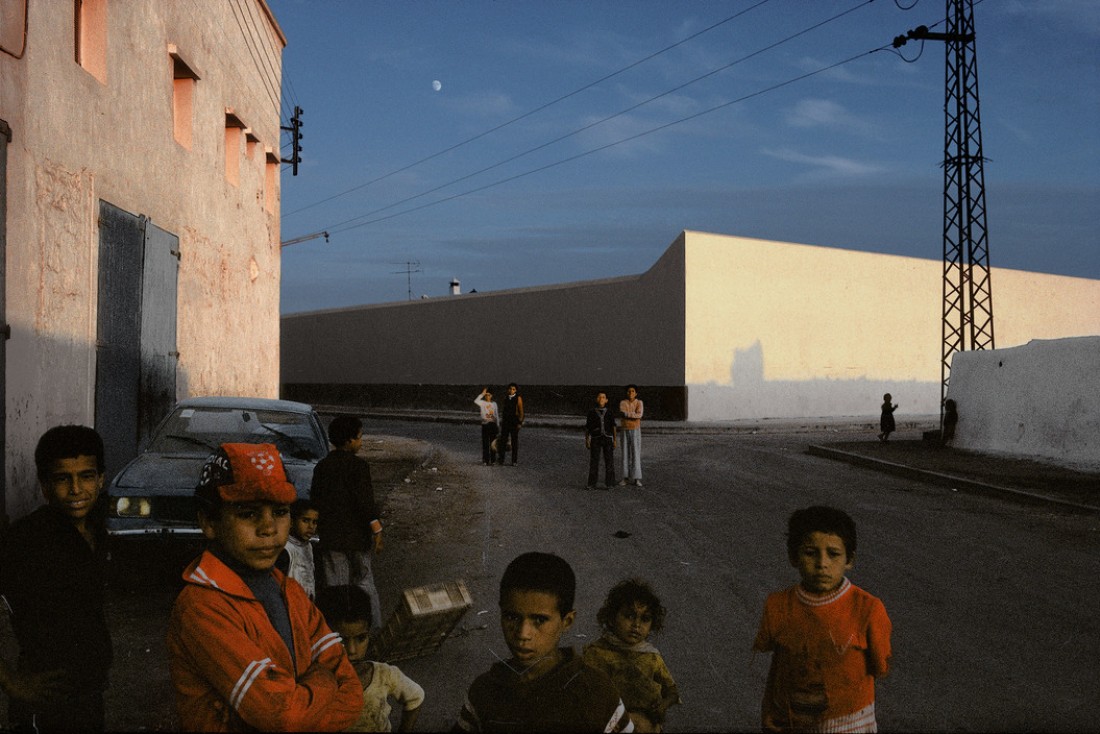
{"left": 317, "top": 405, "right": 933, "bottom": 436}
{"left": 806, "top": 445, "right": 1100, "bottom": 514}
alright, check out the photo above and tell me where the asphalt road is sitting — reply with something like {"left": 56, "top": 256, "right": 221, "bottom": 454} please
{"left": 77, "top": 420, "right": 1100, "bottom": 731}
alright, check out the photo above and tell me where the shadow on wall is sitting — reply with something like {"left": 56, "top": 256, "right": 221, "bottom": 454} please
{"left": 689, "top": 341, "right": 939, "bottom": 421}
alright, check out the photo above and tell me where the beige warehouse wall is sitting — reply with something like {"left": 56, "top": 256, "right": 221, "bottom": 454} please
{"left": 2, "top": 2, "right": 284, "bottom": 518}
{"left": 947, "top": 337, "right": 1100, "bottom": 470}
{"left": 282, "top": 237, "right": 686, "bottom": 388}
{"left": 682, "top": 232, "right": 1100, "bottom": 420}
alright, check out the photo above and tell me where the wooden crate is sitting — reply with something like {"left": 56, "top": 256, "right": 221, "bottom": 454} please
{"left": 373, "top": 580, "right": 473, "bottom": 662}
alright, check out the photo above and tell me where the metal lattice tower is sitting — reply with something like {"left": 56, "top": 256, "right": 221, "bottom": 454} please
{"left": 940, "top": 0, "right": 994, "bottom": 419}
{"left": 897, "top": 1, "right": 995, "bottom": 424}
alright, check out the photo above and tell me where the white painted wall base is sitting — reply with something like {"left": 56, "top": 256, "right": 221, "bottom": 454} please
{"left": 947, "top": 337, "right": 1100, "bottom": 470}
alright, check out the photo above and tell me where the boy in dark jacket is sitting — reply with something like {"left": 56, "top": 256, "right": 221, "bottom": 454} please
{"left": 454, "top": 552, "right": 632, "bottom": 732}
{"left": 311, "top": 415, "right": 384, "bottom": 628}
{"left": 585, "top": 391, "right": 618, "bottom": 490}
{"left": 0, "top": 426, "right": 112, "bottom": 733}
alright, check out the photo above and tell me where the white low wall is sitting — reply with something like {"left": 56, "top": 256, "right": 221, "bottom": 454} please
{"left": 947, "top": 337, "right": 1100, "bottom": 470}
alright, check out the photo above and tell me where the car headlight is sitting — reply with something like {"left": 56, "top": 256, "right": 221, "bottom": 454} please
{"left": 114, "top": 496, "right": 153, "bottom": 517}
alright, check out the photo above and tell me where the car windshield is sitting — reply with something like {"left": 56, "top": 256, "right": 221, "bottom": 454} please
{"left": 148, "top": 407, "right": 326, "bottom": 461}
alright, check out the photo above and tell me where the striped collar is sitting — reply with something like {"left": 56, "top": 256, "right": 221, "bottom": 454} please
{"left": 796, "top": 577, "right": 852, "bottom": 607}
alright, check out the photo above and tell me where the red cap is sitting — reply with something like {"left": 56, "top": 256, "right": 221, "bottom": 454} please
{"left": 197, "top": 443, "right": 297, "bottom": 505}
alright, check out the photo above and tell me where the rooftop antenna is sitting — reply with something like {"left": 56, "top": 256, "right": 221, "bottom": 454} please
{"left": 390, "top": 260, "right": 422, "bottom": 301}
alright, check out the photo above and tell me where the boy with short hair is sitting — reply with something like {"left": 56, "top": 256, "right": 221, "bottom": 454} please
{"left": 166, "top": 443, "right": 362, "bottom": 732}
{"left": 312, "top": 415, "right": 384, "bottom": 628}
{"left": 284, "top": 498, "right": 319, "bottom": 599}
{"left": 455, "top": 551, "right": 633, "bottom": 732}
{"left": 316, "top": 585, "right": 424, "bottom": 732}
{"left": 585, "top": 391, "right": 617, "bottom": 490}
{"left": 753, "top": 506, "right": 892, "bottom": 733}
{"left": 0, "top": 425, "right": 113, "bottom": 732}
{"left": 499, "top": 383, "right": 524, "bottom": 466}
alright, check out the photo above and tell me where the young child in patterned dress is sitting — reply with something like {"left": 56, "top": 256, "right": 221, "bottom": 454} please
{"left": 753, "top": 506, "right": 892, "bottom": 733}
{"left": 583, "top": 578, "right": 680, "bottom": 732}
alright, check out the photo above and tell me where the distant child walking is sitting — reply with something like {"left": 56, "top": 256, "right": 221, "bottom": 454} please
{"left": 753, "top": 506, "right": 892, "bottom": 733}
{"left": 877, "top": 394, "right": 898, "bottom": 442}
{"left": 583, "top": 579, "right": 680, "bottom": 732}
{"left": 316, "top": 585, "right": 424, "bottom": 732}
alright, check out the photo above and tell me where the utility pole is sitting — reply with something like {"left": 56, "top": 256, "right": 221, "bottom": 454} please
{"left": 894, "top": 0, "right": 994, "bottom": 427}
{"left": 281, "top": 105, "right": 303, "bottom": 176}
{"left": 391, "top": 260, "right": 422, "bottom": 301}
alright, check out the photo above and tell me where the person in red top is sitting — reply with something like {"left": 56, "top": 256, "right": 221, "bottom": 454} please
{"left": 753, "top": 506, "right": 892, "bottom": 733}
{"left": 166, "top": 443, "right": 362, "bottom": 732}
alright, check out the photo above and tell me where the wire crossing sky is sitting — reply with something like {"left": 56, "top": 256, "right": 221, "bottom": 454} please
{"left": 269, "top": 0, "right": 1100, "bottom": 313}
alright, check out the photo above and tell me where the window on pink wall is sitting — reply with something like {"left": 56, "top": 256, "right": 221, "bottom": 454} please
{"left": 245, "top": 130, "right": 259, "bottom": 160}
{"left": 225, "top": 110, "right": 246, "bottom": 186}
{"left": 264, "top": 149, "right": 278, "bottom": 214}
{"left": 170, "top": 46, "right": 199, "bottom": 149}
{"left": 75, "top": 0, "right": 108, "bottom": 83}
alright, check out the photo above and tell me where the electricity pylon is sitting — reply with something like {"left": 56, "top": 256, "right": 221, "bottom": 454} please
{"left": 896, "top": 0, "right": 994, "bottom": 426}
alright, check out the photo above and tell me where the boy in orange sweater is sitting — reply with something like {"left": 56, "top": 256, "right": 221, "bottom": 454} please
{"left": 753, "top": 506, "right": 892, "bottom": 732}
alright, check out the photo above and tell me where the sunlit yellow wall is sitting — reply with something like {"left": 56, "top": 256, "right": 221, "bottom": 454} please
{"left": 683, "top": 231, "right": 1100, "bottom": 419}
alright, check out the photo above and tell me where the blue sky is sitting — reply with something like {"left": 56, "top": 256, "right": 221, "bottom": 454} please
{"left": 269, "top": 0, "right": 1100, "bottom": 313}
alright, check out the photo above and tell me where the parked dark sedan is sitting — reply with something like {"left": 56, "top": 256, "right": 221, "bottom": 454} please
{"left": 106, "top": 396, "right": 328, "bottom": 538}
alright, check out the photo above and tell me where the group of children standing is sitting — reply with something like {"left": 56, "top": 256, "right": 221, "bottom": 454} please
{"left": 0, "top": 423, "right": 893, "bottom": 733}
{"left": 584, "top": 385, "right": 645, "bottom": 490}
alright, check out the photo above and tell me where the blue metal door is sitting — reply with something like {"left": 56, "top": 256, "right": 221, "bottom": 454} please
{"left": 95, "top": 202, "right": 179, "bottom": 481}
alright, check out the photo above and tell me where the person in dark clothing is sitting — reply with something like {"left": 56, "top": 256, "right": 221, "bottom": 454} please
{"left": 585, "top": 391, "right": 618, "bottom": 490}
{"left": 454, "top": 552, "right": 632, "bottom": 733}
{"left": 499, "top": 383, "right": 525, "bottom": 466}
{"left": 0, "top": 425, "right": 112, "bottom": 733}
{"left": 311, "top": 415, "right": 384, "bottom": 628}
{"left": 878, "top": 393, "right": 898, "bottom": 442}
{"left": 942, "top": 399, "right": 958, "bottom": 444}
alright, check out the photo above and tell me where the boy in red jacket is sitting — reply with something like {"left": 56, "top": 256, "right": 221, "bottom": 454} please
{"left": 166, "top": 443, "right": 362, "bottom": 731}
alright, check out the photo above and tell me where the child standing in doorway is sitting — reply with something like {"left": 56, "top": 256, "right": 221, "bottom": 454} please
{"left": 583, "top": 578, "right": 680, "bottom": 732}
{"left": 753, "top": 506, "right": 892, "bottom": 732}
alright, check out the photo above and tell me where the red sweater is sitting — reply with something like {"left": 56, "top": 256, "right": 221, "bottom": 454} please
{"left": 753, "top": 579, "right": 892, "bottom": 732}
{"left": 167, "top": 551, "right": 362, "bottom": 731}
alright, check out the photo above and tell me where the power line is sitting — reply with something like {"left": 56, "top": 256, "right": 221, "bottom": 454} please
{"left": 318, "top": 44, "right": 889, "bottom": 238}
{"left": 282, "top": 0, "right": 776, "bottom": 218}
{"left": 225, "top": 0, "right": 283, "bottom": 118}
{"left": 295, "top": 0, "right": 878, "bottom": 237}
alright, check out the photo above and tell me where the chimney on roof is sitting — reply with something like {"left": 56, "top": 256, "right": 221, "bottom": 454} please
{"left": 450, "top": 278, "right": 461, "bottom": 295}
